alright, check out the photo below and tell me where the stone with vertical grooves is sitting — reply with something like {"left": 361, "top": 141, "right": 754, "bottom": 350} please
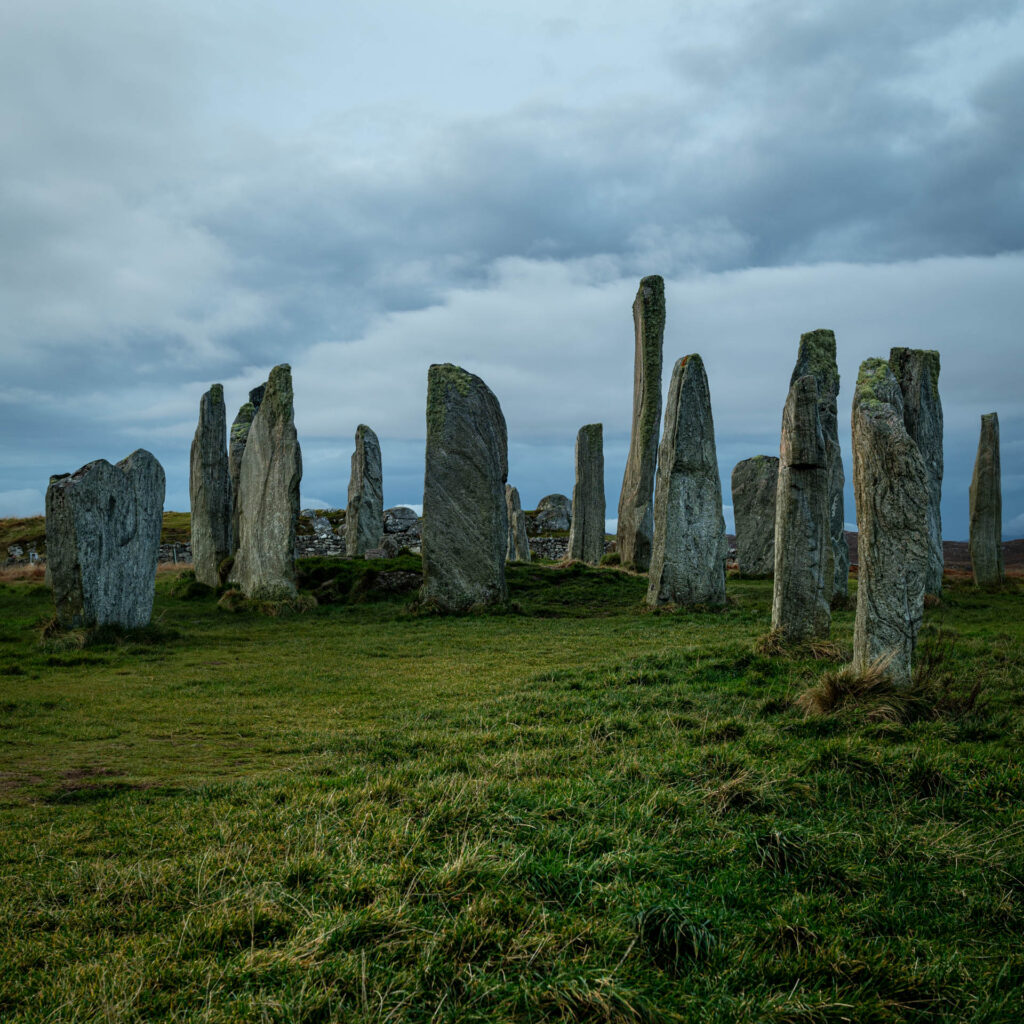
{"left": 647, "top": 355, "right": 727, "bottom": 606}
{"left": 567, "top": 424, "right": 605, "bottom": 565}
{"left": 969, "top": 412, "right": 1003, "bottom": 587}
{"left": 346, "top": 424, "right": 383, "bottom": 557}
{"left": 851, "top": 358, "right": 930, "bottom": 687}
{"left": 421, "top": 364, "right": 508, "bottom": 611}
{"left": 228, "top": 400, "right": 257, "bottom": 558}
{"left": 505, "top": 485, "right": 531, "bottom": 562}
{"left": 731, "top": 455, "right": 779, "bottom": 578}
{"left": 189, "top": 384, "right": 231, "bottom": 586}
{"left": 617, "top": 275, "right": 664, "bottom": 571}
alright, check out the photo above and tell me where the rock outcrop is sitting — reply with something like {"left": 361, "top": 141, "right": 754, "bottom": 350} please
{"left": 730, "top": 456, "right": 779, "bottom": 578}
{"left": 189, "top": 384, "right": 231, "bottom": 586}
{"left": 969, "top": 412, "right": 1003, "bottom": 587}
{"left": 505, "top": 486, "right": 531, "bottom": 562}
{"left": 346, "top": 424, "right": 384, "bottom": 557}
{"left": 567, "top": 424, "right": 605, "bottom": 565}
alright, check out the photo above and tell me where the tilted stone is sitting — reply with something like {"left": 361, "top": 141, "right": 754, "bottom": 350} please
{"left": 791, "top": 329, "right": 849, "bottom": 601}
{"left": 890, "top": 348, "right": 944, "bottom": 595}
{"left": 731, "top": 455, "right": 779, "bottom": 578}
{"left": 229, "top": 364, "right": 302, "bottom": 599}
{"left": 46, "top": 449, "right": 165, "bottom": 629}
{"left": 346, "top": 424, "right": 384, "bottom": 557}
{"left": 647, "top": 355, "right": 727, "bottom": 607}
{"left": 969, "top": 412, "right": 1003, "bottom": 587}
{"left": 228, "top": 400, "right": 256, "bottom": 557}
{"left": 189, "top": 384, "right": 231, "bottom": 586}
{"left": 771, "top": 375, "right": 830, "bottom": 642}
{"left": 617, "top": 275, "right": 665, "bottom": 571}
{"left": 421, "top": 363, "right": 508, "bottom": 611}
{"left": 248, "top": 384, "right": 265, "bottom": 412}
{"left": 533, "top": 494, "right": 571, "bottom": 533}
{"left": 567, "top": 424, "right": 605, "bottom": 565}
{"left": 851, "top": 358, "right": 930, "bottom": 687}
{"left": 505, "top": 485, "right": 532, "bottom": 562}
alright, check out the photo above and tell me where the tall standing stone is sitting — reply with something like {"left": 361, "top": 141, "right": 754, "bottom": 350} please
{"left": 229, "top": 401, "right": 256, "bottom": 558}
{"left": 731, "top": 456, "right": 779, "bottom": 578}
{"left": 890, "top": 348, "right": 944, "bottom": 595}
{"left": 189, "top": 384, "right": 231, "bottom": 586}
{"left": 421, "top": 364, "right": 508, "bottom": 611}
{"left": 505, "top": 485, "right": 531, "bottom": 562}
{"left": 771, "top": 376, "right": 830, "bottom": 642}
{"left": 346, "top": 424, "right": 383, "bottom": 557}
{"left": 969, "top": 412, "right": 1003, "bottom": 587}
{"left": 567, "top": 424, "right": 605, "bottom": 565}
{"left": 46, "top": 449, "right": 165, "bottom": 629}
{"left": 229, "top": 364, "right": 302, "bottom": 599}
{"left": 851, "top": 359, "right": 930, "bottom": 687}
{"left": 647, "top": 355, "right": 727, "bottom": 607}
{"left": 791, "top": 329, "right": 849, "bottom": 602}
{"left": 617, "top": 275, "right": 665, "bottom": 571}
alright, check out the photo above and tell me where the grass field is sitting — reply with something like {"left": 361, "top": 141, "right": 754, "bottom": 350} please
{"left": 1, "top": 560, "right": 1022, "bottom": 1022}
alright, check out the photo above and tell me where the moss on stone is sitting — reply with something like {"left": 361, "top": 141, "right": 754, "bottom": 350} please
{"left": 208, "top": 383, "right": 224, "bottom": 404}
{"left": 230, "top": 403, "right": 255, "bottom": 442}
{"left": 264, "top": 364, "right": 294, "bottom": 422}
{"left": 855, "top": 357, "right": 898, "bottom": 412}
{"left": 426, "top": 363, "right": 474, "bottom": 438}
{"left": 793, "top": 329, "right": 839, "bottom": 394}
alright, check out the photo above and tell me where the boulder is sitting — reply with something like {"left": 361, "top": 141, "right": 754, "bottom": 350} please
{"left": 346, "top": 424, "right": 384, "bottom": 556}
{"left": 189, "top": 384, "right": 231, "bottom": 586}
{"left": 384, "top": 506, "right": 421, "bottom": 536}
{"left": 969, "top": 412, "right": 1004, "bottom": 587}
{"left": 505, "top": 485, "right": 532, "bottom": 562}
{"left": 567, "top": 424, "right": 605, "bottom": 565}
{"left": 730, "top": 455, "right": 779, "bottom": 578}
{"left": 533, "top": 494, "right": 571, "bottom": 533}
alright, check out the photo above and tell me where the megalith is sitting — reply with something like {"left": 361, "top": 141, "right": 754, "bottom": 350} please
{"left": 969, "top": 412, "right": 1003, "bottom": 587}
{"left": 617, "top": 275, "right": 665, "bottom": 571}
{"left": 229, "top": 364, "right": 302, "bottom": 599}
{"left": 791, "top": 329, "right": 849, "bottom": 602}
{"left": 346, "top": 424, "right": 383, "bottom": 557}
{"left": 505, "top": 485, "right": 531, "bottom": 562}
{"left": 731, "top": 456, "right": 779, "bottom": 578}
{"left": 421, "top": 364, "right": 508, "bottom": 611}
{"left": 228, "top": 400, "right": 256, "bottom": 558}
{"left": 647, "top": 355, "right": 727, "bottom": 607}
{"left": 771, "top": 376, "right": 830, "bottom": 642}
{"left": 189, "top": 384, "right": 231, "bottom": 586}
{"left": 890, "top": 348, "right": 944, "bottom": 595}
{"left": 851, "top": 359, "right": 930, "bottom": 687}
{"left": 567, "top": 424, "right": 605, "bottom": 565}
{"left": 46, "top": 449, "right": 165, "bottom": 629}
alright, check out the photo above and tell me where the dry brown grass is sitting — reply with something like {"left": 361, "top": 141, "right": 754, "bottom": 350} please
{"left": 753, "top": 630, "right": 848, "bottom": 662}
{"left": 795, "top": 653, "right": 904, "bottom": 720}
{"left": 0, "top": 563, "right": 46, "bottom": 583}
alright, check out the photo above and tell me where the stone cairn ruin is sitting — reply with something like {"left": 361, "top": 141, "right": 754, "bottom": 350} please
{"left": 617, "top": 275, "right": 665, "bottom": 571}
{"left": 851, "top": 359, "right": 929, "bottom": 687}
{"left": 346, "top": 424, "right": 384, "bottom": 557}
{"left": 969, "top": 412, "right": 1003, "bottom": 587}
{"left": 505, "top": 485, "right": 531, "bottom": 562}
{"left": 46, "top": 449, "right": 165, "bottom": 628}
{"left": 189, "top": 384, "right": 231, "bottom": 587}
{"left": 567, "top": 424, "right": 605, "bottom": 565}
{"left": 421, "top": 363, "right": 509, "bottom": 611}
{"left": 731, "top": 456, "right": 779, "bottom": 578}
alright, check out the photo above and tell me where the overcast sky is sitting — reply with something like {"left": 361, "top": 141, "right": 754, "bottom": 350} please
{"left": 2, "top": 0, "right": 1022, "bottom": 539}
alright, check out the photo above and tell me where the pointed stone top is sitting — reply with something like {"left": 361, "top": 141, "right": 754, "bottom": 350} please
{"left": 355, "top": 423, "right": 378, "bottom": 443}
{"left": 262, "top": 364, "right": 294, "bottom": 421}
{"left": 207, "top": 383, "right": 224, "bottom": 403}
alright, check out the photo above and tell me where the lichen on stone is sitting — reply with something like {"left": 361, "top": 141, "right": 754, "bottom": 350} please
{"left": 854, "top": 357, "right": 898, "bottom": 412}
{"left": 426, "top": 363, "right": 474, "bottom": 438}
{"left": 230, "top": 403, "right": 255, "bottom": 442}
{"left": 792, "top": 329, "right": 839, "bottom": 394}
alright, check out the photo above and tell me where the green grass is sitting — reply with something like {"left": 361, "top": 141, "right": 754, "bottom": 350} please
{"left": 1, "top": 564, "right": 1022, "bottom": 1022}
{"left": 1, "top": 512, "right": 194, "bottom": 556}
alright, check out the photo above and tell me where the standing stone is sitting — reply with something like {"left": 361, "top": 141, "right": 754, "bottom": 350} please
{"left": 229, "top": 364, "right": 302, "bottom": 599}
{"left": 567, "top": 424, "right": 605, "bottom": 565}
{"left": 346, "top": 424, "right": 383, "bottom": 557}
{"left": 533, "top": 494, "right": 571, "bottom": 533}
{"left": 647, "top": 355, "right": 727, "bottom": 607}
{"left": 890, "top": 348, "right": 944, "bottom": 595}
{"left": 969, "top": 412, "right": 1003, "bottom": 587}
{"left": 771, "top": 376, "right": 830, "bottom": 642}
{"left": 851, "top": 359, "right": 930, "bottom": 687}
{"left": 791, "top": 329, "right": 849, "bottom": 602}
{"left": 421, "top": 364, "right": 508, "bottom": 611}
{"left": 731, "top": 456, "right": 779, "bottom": 578}
{"left": 46, "top": 449, "right": 165, "bottom": 629}
{"left": 505, "top": 485, "right": 531, "bottom": 562}
{"left": 189, "top": 384, "right": 231, "bottom": 586}
{"left": 617, "top": 275, "right": 665, "bottom": 571}
{"left": 228, "top": 400, "right": 257, "bottom": 558}
{"left": 248, "top": 384, "right": 266, "bottom": 412}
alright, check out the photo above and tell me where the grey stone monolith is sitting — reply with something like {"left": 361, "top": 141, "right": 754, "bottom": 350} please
{"left": 229, "top": 364, "right": 302, "bottom": 599}
{"left": 731, "top": 456, "right": 779, "bottom": 578}
{"left": 647, "top": 355, "right": 727, "bottom": 607}
{"left": 346, "top": 424, "right": 383, "bottom": 557}
{"left": 228, "top": 400, "right": 256, "bottom": 557}
{"left": 617, "top": 275, "right": 664, "bottom": 571}
{"left": 969, "top": 412, "right": 1003, "bottom": 587}
{"left": 851, "top": 359, "right": 930, "bottom": 687}
{"left": 189, "top": 384, "right": 231, "bottom": 586}
{"left": 771, "top": 376, "right": 830, "bottom": 642}
{"left": 421, "top": 364, "right": 508, "bottom": 611}
{"left": 890, "top": 348, "right": 944, "bottom": 595}
{"left": 505, "top": 485, "right": 531, "bottom": 562}
{"left": 534, "top": 494, "right": 571, "bottom": 533}
{"left": 567, "top": 424, "right": 605, "bottom": 565}
{"left": 791, "top": 329, "right": 849, "bottom": 602}
{"left": 46, "top": 449, "right": 165, "bottom": 629}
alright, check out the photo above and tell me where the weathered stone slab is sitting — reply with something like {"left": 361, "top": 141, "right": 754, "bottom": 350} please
{"left": 851, "top": 358, "right": 930, "bottom": 687}
{"left": 421, "top": 364, "right": 508, "bottom": 611}
{"left": 505, "top": 485, "right": 532, "bottom": 562}
{"left": 969, "top": 412, "right": 1003, "bottom": 587}
{"left": 229, "top": 364, "right": 302, "bottom": 599}
{"left": 567, "top": 424, "right": 605, "bottom": 565}
{"left": 533, "top": 494, "right": 571, "bottom": 533}
{"left": 228, "top": 400, "right": 257, "bottom": 557}
{"left": 46, "top": 449, "right": 165, "bottom": 628}
{"left": 791, "top": 329, "right": 849, "bottom": 601}
{"left": 189, "top": 384, "right": 231, "bottom": 586}
{"left": 890, "top": 348, "right": 944, "bottom": 595}
{"left": 346, "top": 424, "right": 383, "bottom": 557}
{"left": 647, "top": 355, "right": 727, "bottom": 607}
{"left": 771, "top": 375, "right": 830, "bottom": 641}
{"left": 617, "top": 275, "right": 664, "bottom": 571}
{"left": 731, "top": 455, "right": 779, "bottom": 578}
